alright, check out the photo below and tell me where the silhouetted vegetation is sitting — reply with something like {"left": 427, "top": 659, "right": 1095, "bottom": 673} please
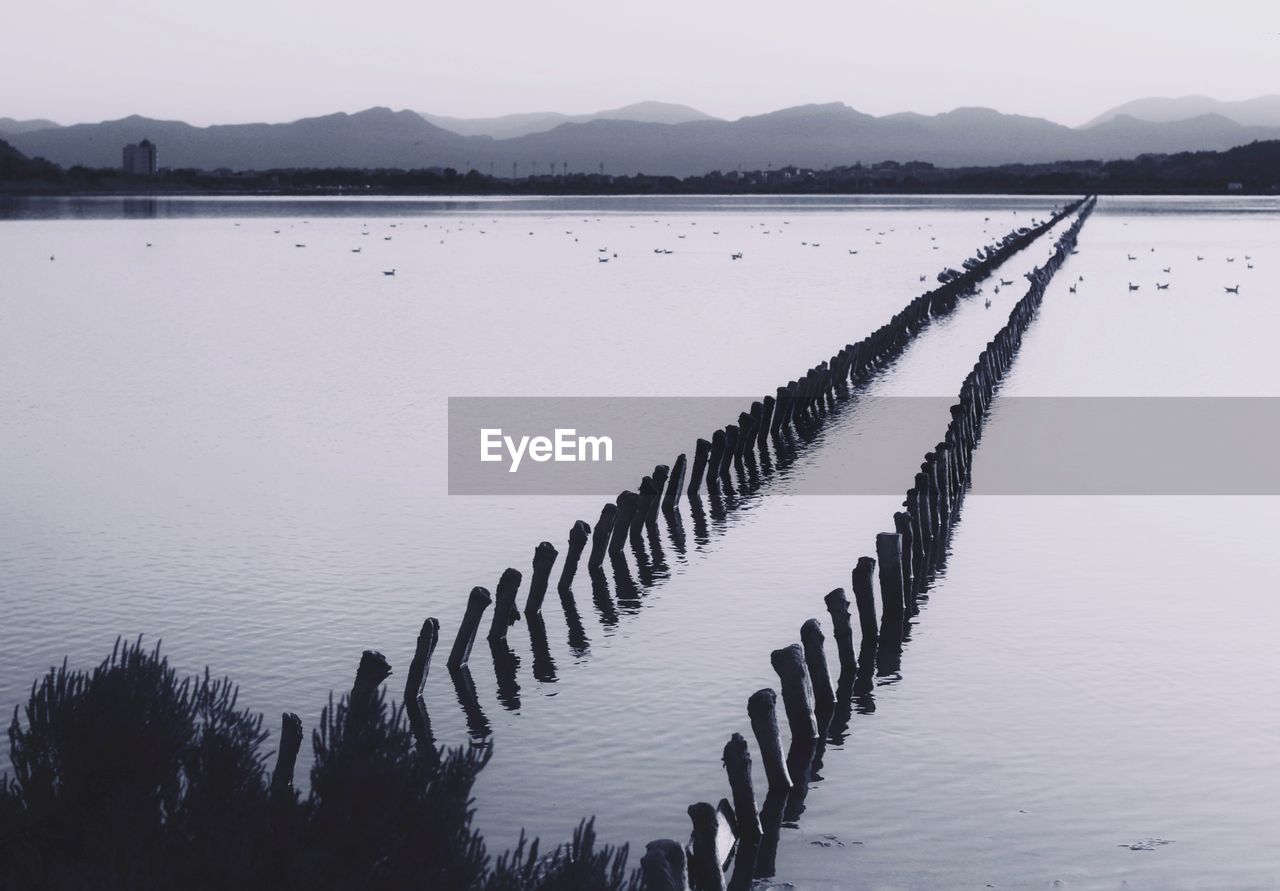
{"left": 3, "top": 136, "right": 1279, "bottom": 196}
{"left": 0, "top": 638, "right": 639, "bottom": 890}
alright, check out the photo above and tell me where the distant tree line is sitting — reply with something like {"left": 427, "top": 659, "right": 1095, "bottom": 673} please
{"left": 2, "top": 137, "right": 1278, "bottom": 195}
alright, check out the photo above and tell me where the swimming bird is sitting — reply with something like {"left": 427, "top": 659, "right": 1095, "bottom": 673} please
{"left": 352, "top": 248, "right": 361, "bottom": 253}
{"left": 1225, "top": 285, "right": 1240, "bottom": 293}
{"left": 984, "top": 298, "right": 992, "bottom": 308}
{"left": 1127, "top": 254, "right": 1136, "bottom": 261}
{"left": 1247, "top": 263, "right": 1254, "bottom": 269}
{"left": 1000, "top": 278, "right": 1013, "bottom": 286}
{"left": 1128, "top": 283, "right": 1140, "bottom": 291}
{"left": 146, "top": 243, "right": 152, "bottom": 247}
{"left": 384, "top": 236, "right": 392, "bottom": 241}
{"left": 1069, "top": 284, "right": 1077, "bottom": 293}
{"left": 919, "top": 275, "right": 927, "bottom": 282}
{"left": 731, "top": 252, "right": 743, "bottom": 260}
{"left": 295, "top": 244, "right": 306, "bottom": 248}
{"left": 1197, "top": 255, "right": 1204, "bottom": 261}
{"left": 1156, "top": 283, "right": 1169, "bottom": 290}
{"left": 1245, "top": 255, "right": 1252, "bottom": 260}
{"left": 598, "top": 247, "right": 608, "bottom": 252}
{"left": 848, "top": 249, "right": 858, "bottom": 255}
{"left": 383, "top": 269, "right": 396, "bottom": 276}
{"left": 1227, "top": 257, "right": 1235, "bottom": 262}
{"left": 597, "top": 256, "right": 610, "bottom": 263}
{"left": 1162, "top": 266, "right": 1171, "bottom": 273}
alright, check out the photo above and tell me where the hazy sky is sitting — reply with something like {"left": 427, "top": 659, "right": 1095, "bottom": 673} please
{"left": 6, "top": 0, "right": 1277, "bottom": 127}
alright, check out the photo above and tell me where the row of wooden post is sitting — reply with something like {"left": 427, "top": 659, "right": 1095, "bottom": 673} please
{"left": 264, "top": 199, "right": 1098, "bottom": 843}
{"left": 440, "top": 198, "right": 1089, "bottom": 685}
{"left": 641, "top": 197, "right": 1098, "bottom": 891}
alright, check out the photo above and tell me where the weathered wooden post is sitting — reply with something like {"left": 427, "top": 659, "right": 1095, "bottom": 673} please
{"left": 270, "top": 712, "right": 303, "bottom": 800}
{"left": 851, "top": 558, "right": 879, "bottom": 648}
{"left": 876, "top": 532, "right": 905, "bottom": 631}
{"left": 706, "top": 431, "right": 726, "bottom": 487}
{"left": 588, "top": 503, "right": 616, "bottom": 568}
{"left": 754, "top": 787, "right": 786, "bottom": 879}
{"left": 404, "top": 617, "right": 439, "bottom": 748}
{"left": 800, "top": 618, "right": 836, "bottom": 718}
{"left": 486, "top": 567, "right": 523, "bottom": 641}
{"left": 823, "top": 587, "right": 857, "bottom": 683}
{"left": 642, "top": 840, "right": 690, "bottom": 891}
{"left": 722, "top": 733, "right": 761, "bottom": 855}
{"left": 687, "top": 802, "right": 726, "bottom": 891}
{"left": 770, "top": 644, "right": 818, "bottom": 741}
{"left": 664, "top": 453, "right": 687, "bottom": 511}
{"left": 447, "top": 586, "right": 492, "bottom": 669}
{"left": 633, "top": 476, "right": 658, "bottom": 534}
{"left": 747, "top": 689, "right": 791, "bottom": 792}
{"left": 523, "top": 541, "right": 558, "bottom": 616}
{"left": 609, "top": 490, "right": 637, "bottom": 555}
{"left": 688, "top": 439, "right": 711, "bottom": 498}
{"left": 893, "top": 512, "right": 915, "bottom": 611}
{"left": 649, "top": 464, "right": 670, "bottom": 521}
{"left": 557, "top": 520, "right": 591, "bottom": 593}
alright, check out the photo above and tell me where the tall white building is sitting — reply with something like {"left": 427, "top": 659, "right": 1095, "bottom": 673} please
{"left": 122, "top": 139, "right": 158, "bottom": 175}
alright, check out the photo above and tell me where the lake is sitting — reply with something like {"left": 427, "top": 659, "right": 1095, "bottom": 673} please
{"left": 2, "top": 194, "right": 1278, "bottom": 889}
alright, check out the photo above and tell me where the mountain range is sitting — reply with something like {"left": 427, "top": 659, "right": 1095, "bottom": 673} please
{"left": 4, "top": 96, "right": 1279, "bottom": 177}
{"left": 418, "top": 101, "right": 717, "bottom": 138}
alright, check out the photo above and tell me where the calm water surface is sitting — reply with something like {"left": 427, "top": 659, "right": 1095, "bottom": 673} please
{"left": 2, "top": 195, "right": 1278, "bottom": 888}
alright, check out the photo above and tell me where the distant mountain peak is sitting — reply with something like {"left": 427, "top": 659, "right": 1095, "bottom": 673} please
{"left": 1084, "top": 95, "right": 1280, "bottom": 129}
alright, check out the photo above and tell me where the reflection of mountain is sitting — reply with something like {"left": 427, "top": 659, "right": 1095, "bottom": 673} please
{"left": 10, "top": 102, "right": 1280, "bottom": 177}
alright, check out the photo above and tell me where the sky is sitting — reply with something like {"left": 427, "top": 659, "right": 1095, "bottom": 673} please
{"left": 5, "top": 0, "right": 1277, "bottom": 127}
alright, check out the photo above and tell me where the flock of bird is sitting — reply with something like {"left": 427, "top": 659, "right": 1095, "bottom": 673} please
{"left": 42, "top": 210, "right": 1261, "bottom": 302}
{"left": 1122, "top": 246, "right": 1255, "bottom": 294}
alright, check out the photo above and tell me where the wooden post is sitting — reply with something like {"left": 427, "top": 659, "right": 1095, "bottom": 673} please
{"left": 447, "top": 586, "right": 492, "bottom": 669}
{"left": 270, "top": 711, "right": 303, "bottom": 800}
{"left": 404, "top": 617, "right": 439, "bottom": 749}
{"left": 557, "top": 520, "right": 591, "bottom": 593}
{"left": 524, "top": 541, "right": 558, "bottom": 616}
{"left": 664, "top": 453, "right": 687, "bottom": 511}
{"left": 642, "top": 840, "right": 690, "bottom": 891}
{"left": 486, "top": 567, "right": 523, "bottom": 641}
{"left": 588, "top": 503, "right": 616, "bottom": 568}
{"left": 770, "top": 644, "right": 817, "bottom": 741}
{"left": 823, "top": 588, "right": 857, "bottom": 683}
{"left": 688, "top": 439, "right": 711, "bottom": 498}
{"left": 800, "top": 618, "right": 835, "bottom": 717}
{"left": 633, "top": 476, "right": 658, "bottom": 534}
{"left": 649, "top": 464, "right": 670, "bottom": 521}
{"left": 707, "top": 430, "right": 726, "bottom": 486}
{"left": 893, "top": 512, "right": 915, "bottom": 611}
{"left": 876, "top": 532, "right": 905, "bottom": 631}
{"left": 747, "top": 689, "right": 791, "bottom": 792}
{"left": 687, "top": 801, "right": 726, "bottom": 891}
{"left": 351, "top": 650, "right": 392, "bottom": 704}
{"left": 851, "top": 558, "right": 879, "bottom": 648}
{"left": 758, "top": 395, "right": 775, "bottom": 446}
{"left": 609, "top": 490, "right": 637, "bottom": 555}
{"left": 723, "top": 733, "right": 761, "bottom": 843}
